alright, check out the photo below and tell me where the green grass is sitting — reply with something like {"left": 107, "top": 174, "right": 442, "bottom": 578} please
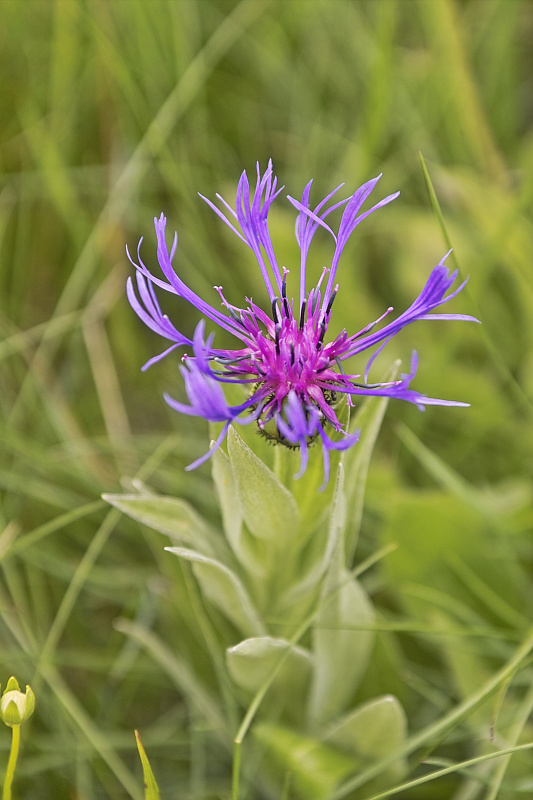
{"left": 1, "top": 0, "right": 533, "bottom": 797}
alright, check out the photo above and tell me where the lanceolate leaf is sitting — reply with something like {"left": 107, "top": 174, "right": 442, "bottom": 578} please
{"left": 211, "top": 445, "right": 264, "bottom": 576}
{"left": 134, "top": 731, "right": 161, "bottom": 800}
{"left": 102, "top": 493, "right": 223, "bottom": 558}
{"left": 342, "top": 361, "right": 399, "bottom": 562}
{"left": 227, "top": 427, "right": 300, "bottom": 542}
{"left": 280, "top": 463, "right": 346, "bottom": 610}
{"left": 309, "top": 562, "right": 374, "bottom": 725}
{"left": 325, "top": 694, "right": 407, "bottom": 778}
{"left": 165, "top": 547, "right": 265, "bottom": 638}
{"left": 254, "top": 722, "right": 355, "bottom": 800}
{"left": 211, "top": 445, "right": 242, "bottom": 551}
{"left": 227, "top": 636, "right": 311, "bottom": 697}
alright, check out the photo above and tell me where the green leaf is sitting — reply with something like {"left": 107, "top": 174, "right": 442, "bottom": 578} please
{"left": 309, "top": 567, "right": 374, "bottom": 724}
{"left": 211, "top": 445, "right": 263, "bottom": 576}
{"left": 306, "top": 464, "right": 374, "bottom": 724}
{"left": 165, "top": 547, "right": 265, "bottom": 638}
{"left": 325, "top": 695, "right": 407, "bottom": 778}
{"left": 227, "top": 636, "right": 311, "bottom": 692}
{"left": 226, "top": 427, "right": 305, "bottom": 612}
{"left": 342, "top": 361, "right": 399, "bottom": 562}
{"left": 227, "top": 637, "right": 311, "bottom": 724}
{"left": 211, "top": 444, "right": 242, "bottom": 549}
{"left": 227, "top": 426, "right": 300, "bottom": 542}
{"left": 273, "top": 438, "right": 336, "bottom": 531}
{"left": 102, "top": 493, "right": 222, "bottom": 558}
{"left": 226, "top": 636, "right": 311, "bottom": 726}
{"left": 254, "top": 722, "right": 355, "bottom": 800}
{"left": 280, "top": 464, "right": 346, "bottom": 610}
{"left": 135, "top": 731, "right": 160, "bottom": 800}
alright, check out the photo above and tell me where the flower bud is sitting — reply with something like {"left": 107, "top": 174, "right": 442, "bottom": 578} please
{"left": 1, "top": 677, "right": 35, "bottom": 727}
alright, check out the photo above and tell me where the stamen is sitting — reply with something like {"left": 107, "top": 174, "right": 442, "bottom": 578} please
{"left": 229, "top": 308, "right": 244, "bottom": 324}
{"left": 326, "top": 284, "right": 339, "bottom": 316}
{"left": 317, "top": 318, "right": 327, "bottom": 349}
{"left": 351, "top": 379, "right": 402, "bottom": 389}
{"left": 299, "top": 299, "right": 307, "bottom": 330}
{"left": 214, "top": 354, "right": 253, "bottom": 364}
{"left": 315, "top": 266, "right": 328, "bottom": 291}
{"left": 215, "top": 285, "right": 246, "bottom": 325}
{"left": 350, "top": 306, "right": 394, "bottom": 341}
{"left": 281, "top": 271, "right": 290, "bottom": 317}
{"left": 275, "top": 322, "right": 281, "bottom": 355}
{"left": 290, "top": 342, "right": 295, "bottom": 365}
{"left": 271, "top": 297, "right": 281, "bottom": 324}
{"left": 335, "top": 356, "right": 346, "bottom": 374}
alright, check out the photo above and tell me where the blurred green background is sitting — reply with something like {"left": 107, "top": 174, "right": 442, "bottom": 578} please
{"left": 1, "top": 0, "right": 533, "bottom": 797}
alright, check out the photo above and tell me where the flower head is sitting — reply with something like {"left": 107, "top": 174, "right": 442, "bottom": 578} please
{"left": 128, "top": 161, "right": 478, "bottom": 485}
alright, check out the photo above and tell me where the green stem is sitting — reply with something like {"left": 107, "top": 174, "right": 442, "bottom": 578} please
{"left": 3, "top": 725, "right": 20, "bottom": 800}
{"left": 232, "top": 741, "right": 241, "bottom": 800}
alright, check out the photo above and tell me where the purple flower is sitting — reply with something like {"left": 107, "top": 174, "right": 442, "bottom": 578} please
{"left": 127, "top": 161, "right": 479, "bottom": 485}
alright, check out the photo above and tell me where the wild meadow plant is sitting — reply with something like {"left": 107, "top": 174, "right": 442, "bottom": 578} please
{"left": 3, "top": 3, "right": 533, "bottom": 798}
{"left": 104, "top": 162, "right": 486, "bottom": 798}
{"left": 1, "top": 679, "right": 35, "bottom": 800}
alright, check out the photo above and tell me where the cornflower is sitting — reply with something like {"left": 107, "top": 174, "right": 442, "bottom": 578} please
{"left": 127, "top": 161, "right": 478, "bottom": 485}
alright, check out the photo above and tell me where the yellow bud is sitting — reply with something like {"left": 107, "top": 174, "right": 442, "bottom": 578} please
{"left": 1, "top": 677, "right": 35, "bottom": 727}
